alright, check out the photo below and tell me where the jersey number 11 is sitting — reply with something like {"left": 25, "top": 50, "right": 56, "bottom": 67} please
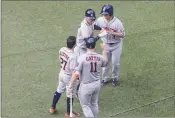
{"left": 90, "top": 62, "right": 97, "bottom": 72}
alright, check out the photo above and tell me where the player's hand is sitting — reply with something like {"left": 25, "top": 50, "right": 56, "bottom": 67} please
{"left": 72, "top": 73, "right": 79, "bottom": 79}
{"left": 106, "top": 29, "right": 115, "bottom": 35}
{"left": 69, "top": 88, "right": 73, "bottom": 93}
{"left": 101, "top": 28, "right": 115, "bottom": 35}
{"left": 98, "top": 29, "right": 108, "bottom": 38}
{"left": 68, "top": 84, "right": 73, "bottom": 92}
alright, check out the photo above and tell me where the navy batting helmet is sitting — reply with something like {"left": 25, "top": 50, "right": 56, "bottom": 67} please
{"left": 85, "top": 9, "right": 96, "bottom": 20}
{"left": 85, "top": 37, "right": 96, "bottom": 49}
{"left": 100, "top": 4, "right": 113, "bottom": 16}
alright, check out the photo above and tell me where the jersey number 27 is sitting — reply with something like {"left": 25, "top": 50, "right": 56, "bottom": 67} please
{"left": 60, "top": 57, "right": 67, "bottom": 70}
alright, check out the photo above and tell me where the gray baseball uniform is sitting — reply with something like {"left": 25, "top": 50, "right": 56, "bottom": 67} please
{"left": 57, "top": 47, "right": 78, "bottom": 98}
{"left": 95, "top": 16, "right": 125, "bottom": 82}
{"left": 74, "top": 19, "right": 94, "bottom": 56}
{"left": 74, "top": 51, "right": 107, "bottom": 117}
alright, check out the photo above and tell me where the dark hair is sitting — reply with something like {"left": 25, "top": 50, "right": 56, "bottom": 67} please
{"left": 67, "top": 36, "right": 76, "bottom": 48}
{"left": 88, "top": 42, "right": 96, "bottom": 49}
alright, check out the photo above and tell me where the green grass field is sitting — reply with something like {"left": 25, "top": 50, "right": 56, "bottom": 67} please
{"left": 2, "top": 1, "right": 175, "bottom": 117}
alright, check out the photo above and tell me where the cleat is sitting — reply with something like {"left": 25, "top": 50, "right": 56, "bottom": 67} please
{"left": 49, "top": 107, "right": 56, "bottom": 114}
{"left": 101, "top": 80, "right": 107, "bottom": 86}
{"left": 73, "top": 111, "right": 80, "bottom": 117}
{"left": 112, "top": 80, "right": 118, "bottom": 87}
{"left": 64, "top": 112, "right": 80, "bottom": 118}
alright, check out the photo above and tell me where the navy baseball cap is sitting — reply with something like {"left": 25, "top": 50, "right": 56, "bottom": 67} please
{"left": 85, "top": 9, "right": 96, "bottom": 20}
{"left": 85, "top": 37, "right": 96, "bottom": 49}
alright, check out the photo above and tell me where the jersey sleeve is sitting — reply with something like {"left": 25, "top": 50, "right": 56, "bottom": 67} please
{"left": 93, "top": 19, "right": 102, "bottom": 30}
{"left": 94, "top": 17, "right": 101, "bottom": 27}
{"left": 69, "top": 56, "right": 78, "bottom": 73}
{"left": 116, "top": 20, "right": 125, "bottom": 36}
{"left": 75, "top": 57, "right": 83, "bottom": 74}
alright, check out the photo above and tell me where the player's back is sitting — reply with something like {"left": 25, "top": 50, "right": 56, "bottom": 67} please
{"left": 59, "top": 47, "right": 77, "bottom": 75}
{"left": 77, "top": 51, "right": 106, "bottom": 84}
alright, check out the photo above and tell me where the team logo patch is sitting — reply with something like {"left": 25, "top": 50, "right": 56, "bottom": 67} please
{"left": 87, "top": 38, "right": 95, "bottom": 43}
{"left": 103, "top": 7, "right": 106, "bottom": 12}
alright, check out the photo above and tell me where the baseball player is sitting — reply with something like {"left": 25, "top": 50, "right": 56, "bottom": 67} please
{"left": 74, "top": 8, "right": 96, "bottom": 56}
{"left": 74, "top": 8, "right": 106, "bottom": 96}
{"left": 49, "top": 36, "right": 80, "bottom": 118}
{"left": 69, "top": 37, "right": 108, "bottom": 117}
{"left": 74, "top": 8, "right": 103, "bottom": 56}
{"left": 95, "top": 4, "right": 125, "bottom": 86}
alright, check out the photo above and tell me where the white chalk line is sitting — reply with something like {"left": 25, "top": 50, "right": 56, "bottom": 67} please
{"left": 110, "top": 94, "right": 175, "bottom": 117}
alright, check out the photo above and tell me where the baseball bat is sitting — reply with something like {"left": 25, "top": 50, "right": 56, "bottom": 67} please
{"left": 70, "top": 92, "right": 73, "bottom": 117}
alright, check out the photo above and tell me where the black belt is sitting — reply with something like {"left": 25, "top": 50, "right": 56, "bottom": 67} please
{"left": 64, "top": 73, "right": 72, "bottom": 76}
{"left": 107, "top": 43, "right": 116, "bottom": 45}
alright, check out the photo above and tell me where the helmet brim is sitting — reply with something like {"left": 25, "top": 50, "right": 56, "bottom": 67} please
{"left": 86, "top": 17, "right": 96, "bottom": 20}
{"left": 101, "top": 12, "right": 109, "bottom": 15}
